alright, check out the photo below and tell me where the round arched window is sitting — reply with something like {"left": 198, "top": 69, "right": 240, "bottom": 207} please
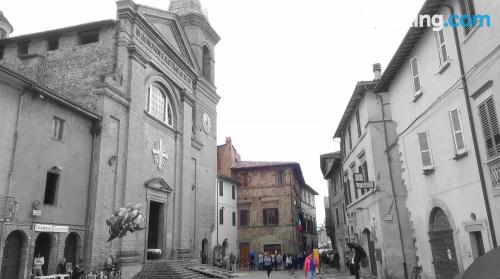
{"left": 148, "top": 85, "right": 173, "bottom": 126}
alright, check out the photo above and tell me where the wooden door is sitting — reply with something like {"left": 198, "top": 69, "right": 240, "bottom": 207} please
{"left": 239, "top": 243, "right": 249, "bottom": 267}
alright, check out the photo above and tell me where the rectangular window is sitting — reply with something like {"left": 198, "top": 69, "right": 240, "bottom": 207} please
{"left": 44, "top": 172, "right": 60, "bottom": 205}
{"left": 418, "top": 131, "right": 434, "bottom": 169}
{"left": 52, "top": 117, "right": 64, "bottom": 141}
{"left": 356, "top": 111, "right": 362, "bottom": 137}
{"left": 347, "top": 124, "right": 352, "bottom": 150}
{"left": 436, "top": 29, "right": 449, "bottom": 65}
{"left": 276, "top": 170, "right": 284, "bottom": 185}
{"left": 449, "top": 109, "right": 467, "bottom": 154}
{"left": 0, "top": 45, "right": 4, "bottom": 60}
{"left": 343, "top": 203, "right": 346, "bottom": 224}
{"left": 218, "top": 180, "right": 223, "bottom": 196}
{"left": 239, "top": 209, "right": 249, "bottom": 226}
{"left": 219, "top": 208, "right": 224, "bottom": 225}
{"left": 479, "top": 97, "right": 500, "bottom": 158}
{"left": 335, "top": 208, "right": 340, "bottom": 227}
{"left": 231, "top": 185, "right": 235, "bottom": 200}
{"left": 17, "top": 41, "right": 29, "bottom": 56}
{"left": 78, "top": 29, "right": 99, "bottom": 45}
{"left": 458, "top": 0, "right": 476, "bottom": 35}
{"left": 47, "top": 37, "right": 59, "bottom": 51}
{"left": 263, "top": 208, "right": 279, "bottom": 226}
{"left": 241, "top": 173, "right": 248, "bottom": 187}
{"left": 410, "top": 57, "right": 422, "bottom": 94}
{"left": 232, "top": 212, "right": 236, "bottom": 226}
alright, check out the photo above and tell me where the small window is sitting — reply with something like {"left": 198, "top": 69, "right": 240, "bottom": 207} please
{"left": 79, "top": 30, "right": 99, "bottom": 45}
{"left": 276, "top": 170, "right": 284, "bottom": 185}
{"left": 436, "top": 29, "right": 449, "bottom": 65}
{"left": 410, "top": 57, "right": 422, "bottom": 95}
{"left": 52, "top": 117, "right": 64, "bottom": 141}
{"left": 231, "top": 185, "right": 235, "bottom": 200}
{"left": 44, "top": 170, "right": 60, "bottom": 205}
{"left": 239, "top": 209, "right": 249, "bottom": 226}
{"left": 218, "top": 180, "right": 223, "bottom": 196}
{"left": 232, "top": 212, "right": 236, "bottom": 226}
{"left": 418, "top": 131, "right": 434, "bottom": 169}
{"left": 147, "top": 85, "right": 174, "bottom": 126}
{"left": 219, "top": 208, "right": 224, "bottom": 225}
{"left": 202, "top": 45, "right": 212, "bottom": 81}
{"left": 17, "top": 42, "right": 29, "bottom": 56}
{"left": 478, "top": 97, "right": 500, "bottom": 158}
{"left": 356, "top": 111, "right": 362, "bottom": 137}
{"left": 241, "top": 173, "right": 248, "bottom": 187}
{"left": 458, "top": 0, "right": 477, "bottom": 35}
{"left": 47, "top": 37, "right": 59, "bottom": 51}
{"left": 449, "top": 109, "right": 466, "bottom": 154}
{"left": 0, "top": 45, "right": 4, "bottom": 60}
{"left": 335, "top": 208, "right": 340, "bottom": 227}
{"left": 263, "top": 208, "right": 279, "bottom": 226}
{"left": 347, "top": 124, "right": 352, "bottom": 150}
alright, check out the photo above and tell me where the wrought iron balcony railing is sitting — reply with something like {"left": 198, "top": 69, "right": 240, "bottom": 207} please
{"left": 488, "top": 157, "right": 500, "bottom": 190}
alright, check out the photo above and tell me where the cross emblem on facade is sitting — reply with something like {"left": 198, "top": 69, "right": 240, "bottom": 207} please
{"left": 152, "top": 138, "right": 168, "bottom": 170}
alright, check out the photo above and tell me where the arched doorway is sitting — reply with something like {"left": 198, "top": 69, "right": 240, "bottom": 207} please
{"left": 363, "top": 229, "right": 377, "bottom": 276}
{"left": 1, "top": 230, "right": 25, "bottom": 279}
{"left": 34, "top": 233, "right": 52, "bottom": 276}
{"left": 64, "top": 233, "right": 80, "bottom": 268}
{"left": 428, "top": 208, "right": 459, "bottom": 279}
{"left": 222, "top": 239, "right": 228, "bottom": 257}
{"left": 201, "top": 239, "right": 208, "bottom": 264}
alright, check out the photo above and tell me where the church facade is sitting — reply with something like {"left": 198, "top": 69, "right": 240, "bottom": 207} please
{"left": 0, "top": 0, "right": 219, "bottom": 277}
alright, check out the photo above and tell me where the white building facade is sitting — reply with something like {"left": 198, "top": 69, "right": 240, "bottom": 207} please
{"left": 373, "top": 1, "right": 499, "bottom": 278}
{"left": 211, "top": 176, "right": 238, "bottom": 261}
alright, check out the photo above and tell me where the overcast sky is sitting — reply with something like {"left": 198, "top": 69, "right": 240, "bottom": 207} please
{"left": 2, "top": 0, "right": 425, "bottom": 227}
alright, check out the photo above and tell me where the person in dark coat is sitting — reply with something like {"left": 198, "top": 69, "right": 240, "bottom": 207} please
{"left": 334, "top": 251, "right": 341, "bottom": 272}
{"left": 56, "top": 258, "right": 67, "bottom": 274}
{"left": 349, "top": 248, "right": 362, "bottom": 279}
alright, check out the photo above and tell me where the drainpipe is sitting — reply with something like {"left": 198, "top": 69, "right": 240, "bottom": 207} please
{"left": 445, "top": 4, "right": 497, "bottom": 247}
{"left": 371, "top": 89, "right": 409, "bottom": 279}
{"left": 83, "top": 121, "right": 99, "bottom": 267}
{"left": 7, "top": 89, "right": 27, "bottom": 196}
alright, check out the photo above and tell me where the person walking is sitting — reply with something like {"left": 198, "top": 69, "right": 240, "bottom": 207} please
{"left": 304, "top": 251, "right": 319, "bottom": 279}
{"left": 276, "top": 253, "right": 282, "bottom": 271}
{"left": 249, "top": 251, "right": 256, "bottom": 272}
{"left": 286, "top": 254, "right": 292, "bottom": 272}
{"left": 334, "top": 251, "right": 341, "bottom": 272}
{"left": 264, "top": 252, "right": 273, "bottom": 278}
{"left": 56, "top": 257, "right": 67, "bottom": 275}
{"left": 33, "top": 253, "right": 44, "bottom": 277}
{"left": 230, "top": 252, "right": 236, "bottom": 271}
{"left": 258, "top": 253, "right": 264, "bottom": 271}
{"left": 349, "top": 248, "right": 361, "bottom": 279}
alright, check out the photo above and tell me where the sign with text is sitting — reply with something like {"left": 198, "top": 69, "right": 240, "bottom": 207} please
{"left": 356, "top": 181, "right": 374, "bottom": 190}
{"left": 33, "top": 224, "right": 69, "bottom": 233}
{"left": 32, "top": 210, "right": 42, "bottom": 217}
{"left": 353, "top": 173, "right": 365, "bottom": 182}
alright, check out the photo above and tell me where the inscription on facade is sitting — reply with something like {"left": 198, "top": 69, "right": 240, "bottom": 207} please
{"left": 135, "top": 27, "right": 193, "bottom": 86}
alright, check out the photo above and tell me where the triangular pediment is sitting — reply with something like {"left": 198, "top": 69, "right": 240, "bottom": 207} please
{"left": 145, "top": 178, "right": 173, "bottom": 193}
{"left": 137, "top": 7, "right": 196, "bottom": 69}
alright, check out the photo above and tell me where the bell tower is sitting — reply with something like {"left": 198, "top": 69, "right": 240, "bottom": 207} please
{"left": 0, "top": 11, "right": 13, "bottom": 39}
{"left": 169, "top": 0, "right": 220, "bottom": 84}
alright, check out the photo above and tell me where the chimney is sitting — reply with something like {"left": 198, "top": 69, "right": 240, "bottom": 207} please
{"left": 225, "top": 137, "right": 232, "bottom": 146}
{"left": 373, "top": 63, "right": 382, "bottom": 80}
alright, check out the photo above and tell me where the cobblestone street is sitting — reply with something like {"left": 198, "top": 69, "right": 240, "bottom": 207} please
{"left": 234, "top": 268, "right": 355, "bottom": 279}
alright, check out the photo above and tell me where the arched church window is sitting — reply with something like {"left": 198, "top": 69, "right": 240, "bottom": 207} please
{"left": 148, "top": 84, "right": 174, "bottom": 127}
{"left": 202, "top": 45, "right": 211, "bottom": 81}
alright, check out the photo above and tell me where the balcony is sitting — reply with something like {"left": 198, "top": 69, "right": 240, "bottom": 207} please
{"left": 0, "top": 196, "right": 16, "bottom": 222}
{"left": 488, "top": 157, "right": 500, "bottom": 192}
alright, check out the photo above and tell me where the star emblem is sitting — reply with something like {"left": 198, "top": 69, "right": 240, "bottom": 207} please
{"left": 152, "top": 138, "right": 168, "bottom": 170}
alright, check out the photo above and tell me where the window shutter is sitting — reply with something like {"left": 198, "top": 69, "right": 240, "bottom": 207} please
{"left": 449, "top": 109, "right": 466, "bottom": 153}
{"left": 410, "top": 57, "right": 422, "bottom": 93}
{"left": 487, "top": 98, "right": 500, "bottom": 154}
{"left": 479, "top": 98, "right": 500, "bottom": 157}
{"left": 275, "top": 208, "right": 279, "bottom": 225}
{"left": 263, "top": 209, "right": 267, "bottom": 225}
{"left": 418, "top": 132, "right": 433, "bottom": 168}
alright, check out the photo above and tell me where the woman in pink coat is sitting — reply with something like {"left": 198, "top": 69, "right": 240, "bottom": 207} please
{"left": 304, "top": 251, "right": 319, "bottom": 279}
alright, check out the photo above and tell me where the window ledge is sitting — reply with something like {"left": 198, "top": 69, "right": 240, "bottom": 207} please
{"left": 453, "top": 151, "right": 468, "bottom": 160}
{"left": 463, "top": 25, "right": 480, "bottom": 44}
{"left": 437, "top": 61, "right": 451, "bottom": 75}
{"left": 18, "top": 53, "right": 40, "bottom": 59}
{"left": 412, "top": 90, "right": 424, "bottom": 102}
{"left": 423, "top": 167, "right": 436, "bottom": 175}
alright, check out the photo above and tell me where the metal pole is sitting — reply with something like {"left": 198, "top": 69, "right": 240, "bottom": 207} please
{"left": 446, "top": 4, "right": 497, "bottom": 247}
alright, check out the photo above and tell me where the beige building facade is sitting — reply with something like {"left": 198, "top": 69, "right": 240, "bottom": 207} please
{"left": 0, "top": 1, "right": 220, "bottom": 278}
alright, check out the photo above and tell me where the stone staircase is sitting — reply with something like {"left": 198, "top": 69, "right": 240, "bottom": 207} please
{"left": 132, "top": 260, "right": 235, "bottom": 279}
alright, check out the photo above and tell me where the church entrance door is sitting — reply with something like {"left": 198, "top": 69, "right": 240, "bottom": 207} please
{"left": 147, "top": 201, "right": 164, "bottom": 254}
